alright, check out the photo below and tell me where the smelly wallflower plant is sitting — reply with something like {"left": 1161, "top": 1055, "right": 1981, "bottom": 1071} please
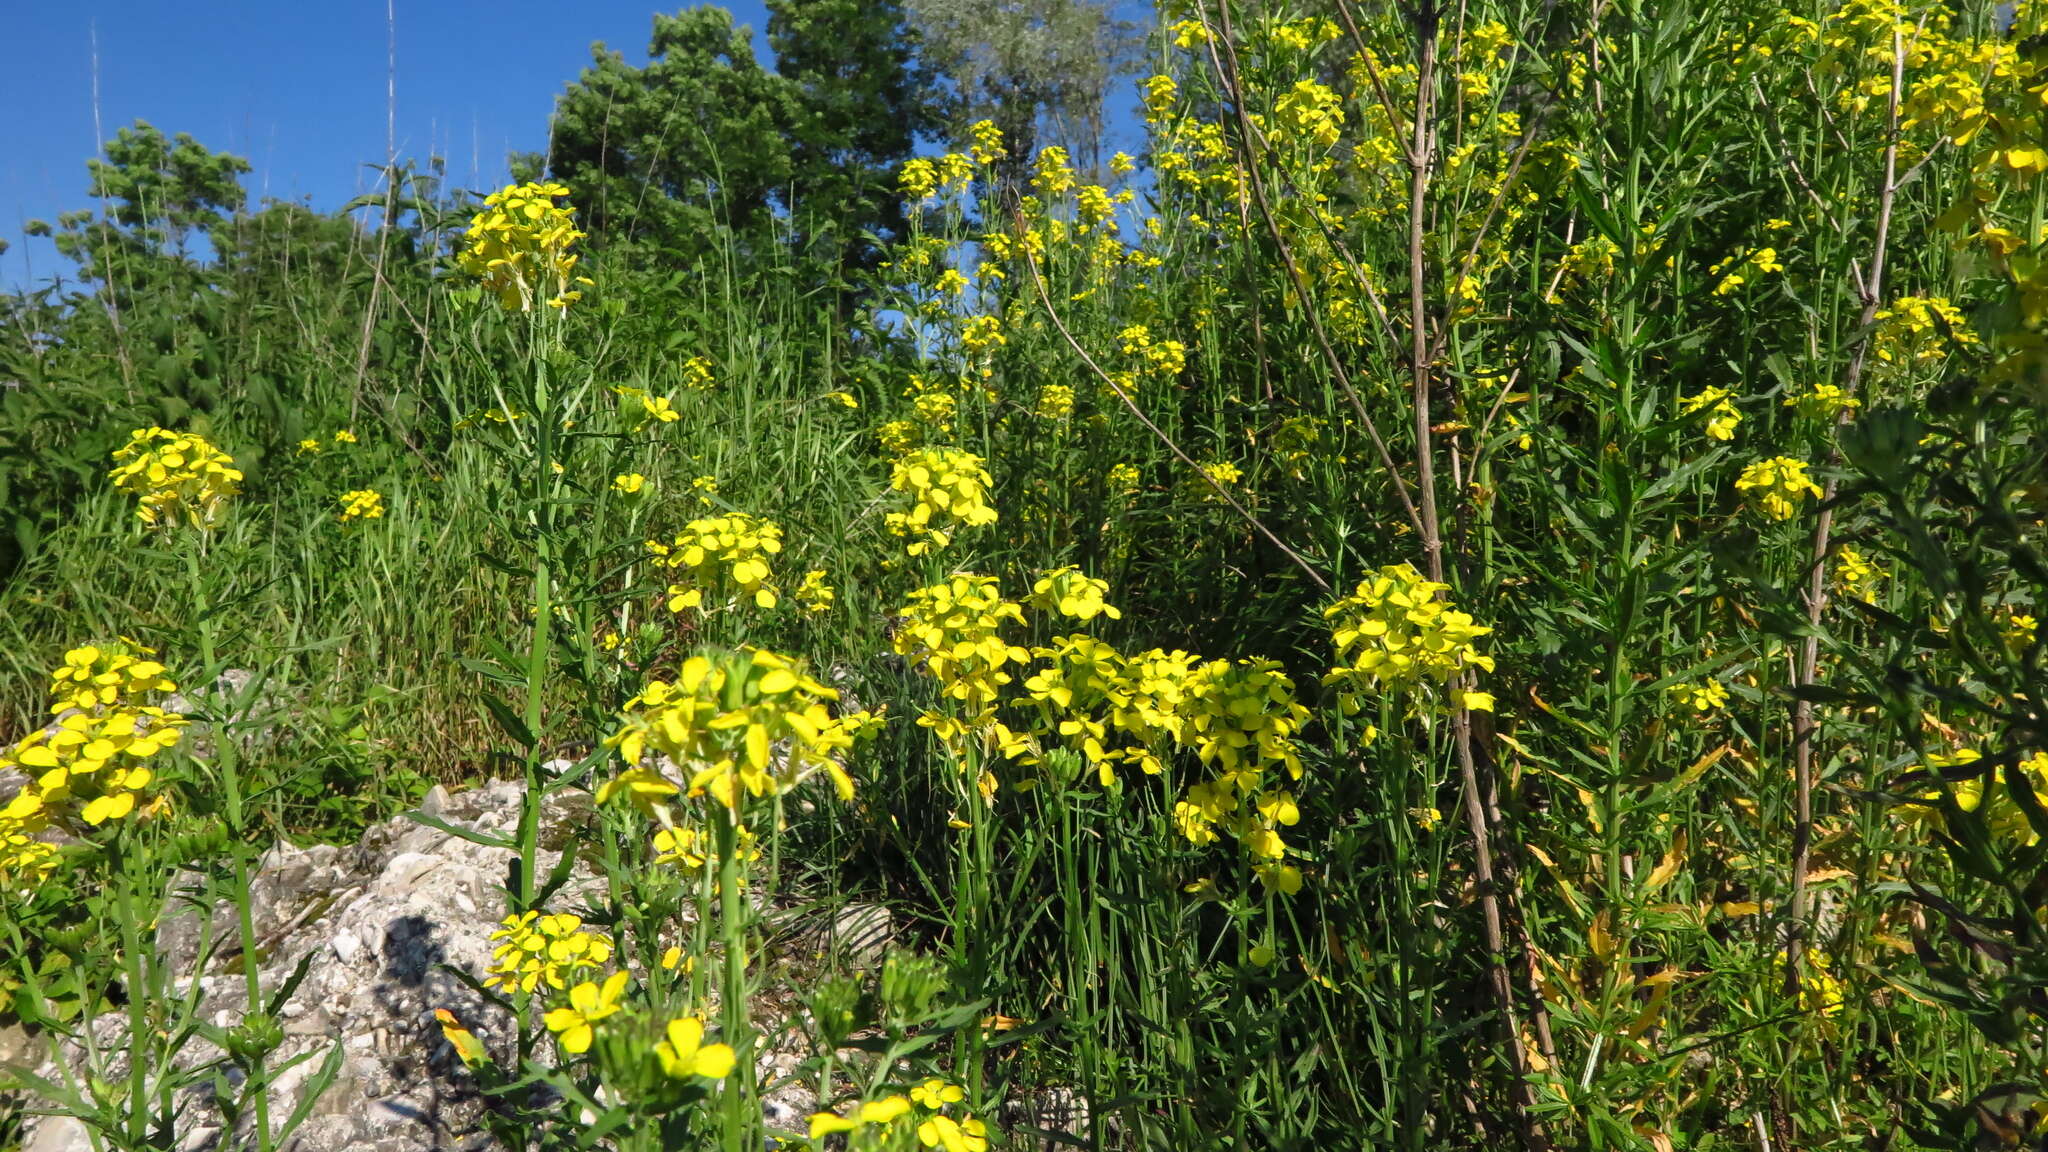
{"left": 484, "top": 911, "right": 616, "bottom": 994}
{"left": 1786, "top": 382, "right": 1861, "bottom": 420}
{"left": 1834, "top": 545, "right": 1884, "bottom": 601}
{"left": 1030, "top": 566, "right": 1121, "bottom": 622}
{"left": 337, "top": 489, "right": 385, "bottom": 523}
{"left": 893, "top": 574, "right": 1032, "bottom": 751}
{"left": 457, "top": 181, "right": 592, "bottom": 311}
{"left": 1323, "top": 564, "right": 1497, "bottom": 717}
{"left": 795, "top": 569, "right": 835, "bottom": 614}
{"left": 109, "top": 427, "right": 243, "bottom": 529}
{"left": 0, "top": 643, "right": 187, "bottom": 877}
{"left": 650, "top": 512, "right": 785, "bottom": 611}
{"left": 1669, "top": 678, "right": 1730, "bottom": 712}
{"left": 884, "top": 447, "right": 999, "bottom": 556}
{"left": 602, "top": 647, "right": 880, "bottom": 810}
{"left": 544, "top": 970, "right": 628, "bottom": 1054}
{"left": 1735, "top": 456, "right": 1824, "bottom": 520}
{"left": 612, "top": 472, "right": 647, "bottom": 495}
{"left": 1680, "top": 386, "right": 1743, "bottom": 440}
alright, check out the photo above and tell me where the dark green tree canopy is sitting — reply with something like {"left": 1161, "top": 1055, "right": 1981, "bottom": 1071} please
{"left": 51, "top": 121, "right": 251, "bottom": 289}
{"left": 538, "top": 3, "right": 936, "bottom": 292}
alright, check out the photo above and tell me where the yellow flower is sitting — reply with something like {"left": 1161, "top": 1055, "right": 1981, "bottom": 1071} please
{"left": 681, "top": 355, "right": 717, "bottom": 392}
{"left": 1323, "top": 564, "right": 1495, "bottom": 717}
{"left": 1734, "top": 456, "right": 1823, "bottom": 521}
{"left": 911, "top": 1078, "right": 965, "bottom": 1110}
{"left": 109, "top": 428, "right": 243, "bottom": 529}
{"left": 1034, "top": 384, "right": 1075, "bottom": 420}
{"left": 655, "top": 1016, "right": 735, "bottom": 1080}
{"left": 1680, "top": 387, "right": 1742, "bottom": 440}
{"left": 332, "top": 429, "right": 358, "bottom": 445}
{"left": 654, "top": 512, "right": 785, "bottom": 611}
{"left": 296, "top": 438, "right": 322, "bottom": 455}
{"left": 918, "top": 1115, "right": 989, "bottom": 1152}
{"left": 604, "top": 648, "right": 877, "bottom": 810}
{"left": 1668, "top": 679, "right": 1729, "bottom": 712}
{"left": 337, "top": 489, "right": 385, "bottom": 523}
{"left": 1786, "top": 383, "right": 1860, "bottom": 421}
{"left": 1872, "top": 296, "right": 1979, "bottom": 367}
{"left": 901, "top": 157, "right": 940, "bottom": 201}
{"left": 810, "top": 1095, "right": 914, "bottom": 1138}
{"left": 484, "top": 911, "right": 615, "bottom": 993}
{"left": 823, "top": 390, "right": 859, "bottom": 409}
{"left": 884, "top": 447, "right": 999, "bottom": 556}
{"left": 894, "top": 574, "right": 1031, "bottom": 743}
{"left": 1030, "top": 566, "right": 1121, "bottom": 621}
{"left": 596, "top": 766, "right": 682, "bottom": 817}
{"left": 967, "top": 119, "right": 1005, "bottom": 165}
{"left": 796, "top": 569, "right": 836, "bottom": 614}
{"left": 457, "top": 181, "right": 591, "bottom": 311}
{"left": 1834, "top": 545, "right": 1884, "bottom": 602}
{"left": 611, "top": 473, "right": 646, "bottom": 495}
{"left": 2005, "top": 610, "right": 2039, "bottom": 652}
{"left": 542, "top": 970, "right": 627, "bottom": 1054}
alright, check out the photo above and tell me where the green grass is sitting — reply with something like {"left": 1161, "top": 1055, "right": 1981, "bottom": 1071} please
{"left": 5, "top": 0, "right": 2048, "bottom": 1148}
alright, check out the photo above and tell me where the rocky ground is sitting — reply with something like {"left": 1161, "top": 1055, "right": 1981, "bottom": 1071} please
{"left": 6, "top": 776, "right": 894, "bottom": 1152}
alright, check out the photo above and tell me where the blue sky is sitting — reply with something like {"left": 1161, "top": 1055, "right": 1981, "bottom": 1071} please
{"left": 2, "top": 1, "right": 776, "bottom": 288}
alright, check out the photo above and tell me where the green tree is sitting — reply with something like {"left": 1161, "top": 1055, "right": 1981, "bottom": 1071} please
{"left": 540, "top": 8, "right": 798, "bottom": 268}
{"left": 52, "top": 120, "right": 251, "bottom": 293}
{"left": 538, "top": 3, "right": 935, "bottom": 300}
{"left": 768, "top": 0, "right": 938, "bottom": 293}
{"left": 905, "top": 0, "right": 1142, "bottom": 187}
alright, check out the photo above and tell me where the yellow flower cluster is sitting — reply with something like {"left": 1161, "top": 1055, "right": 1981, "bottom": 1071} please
{"left": 649, "top": 513, "right": 785, "bottom": 612}
{"left": 1668, "top": 679, "right": 1730, "bottom": 713}
{"left": 1030, "top": 566, "right": 1121, "bottom": 622}
{"left": 1116, "top": 325, "right": 1188, "bottom": 382}
{"left": 810, "top": 1078, "right": 987, "bottom": 1150}
{"left": 1680, "top": 387, "right": 1743, "bottom": 441}
{"left": 1271, "top": 79, "right": 1345, "bottom": 150}
{"left": 893, "top": 574, "right": 1033, "bottom": 751}
{"left": 1785, "top": 382, "right": 1860, "bottom": 420}
{"left": 109, "top": 427, "right": 243, "bottom": 529}
{"left": 485, "top": 910, "right": 616, "bottom": 994}
{"left": 1173, "top": 658, "right": 1312, "bottom": 893}
{"left": 795, "top": 568, "right": 835, "bottom": 614}
{"left": 337, "top": 489, "right": 385, "bottom": 523}
{"left": 1871, "top": 295, "right": 1979, "bottom": 368}
{"left": 884, "top": 447, "right": 999, "bottom": 556}
{"left": 1735, "top": 456, "right": 1823, "bottom": 521}
{"left": 1323, "top": 564, "right": 1498, "bottom": 719}
{"left": 1, "top": 642, "right": 184, "bottom": 869}
{"left": 1710, "top": 246, "right": 1785, "bottom": 296}
{"left": 1034, "top": 383, "right": 1076, "bottom": 421}
{"left": 601, "top": 647, "right": 881, "bottom": 810}
{"left": 1902, "top": 748, "right": 2048, "bottom": 846}
{"left": 681, "top": 355, "right": 717, "bottom": 392}
{"left": 457, "top": 181, "right": 591, "bottom": 311}
{"left": 1834, "top": 545, "right": 1884, "bottom": 602}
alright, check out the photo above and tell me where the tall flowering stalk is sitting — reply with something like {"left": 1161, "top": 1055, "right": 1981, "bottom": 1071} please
{"left": 599, "top": 647, "right": 880, "bottom": 1144}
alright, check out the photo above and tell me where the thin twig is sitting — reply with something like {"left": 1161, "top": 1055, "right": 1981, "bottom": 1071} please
{"left": 1195, "top": 3, "right": 1426, "bottom": 544}
{"left": 1020, "top": 245, "right": 1330, "bottom": 594}
{"left": 1787, "top": 21, "right": 1904, "bottom": 1001}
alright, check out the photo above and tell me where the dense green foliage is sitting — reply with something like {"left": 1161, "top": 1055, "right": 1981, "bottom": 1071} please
{"left": 5, "top": 1, "right": 2048, "bottom": 1149}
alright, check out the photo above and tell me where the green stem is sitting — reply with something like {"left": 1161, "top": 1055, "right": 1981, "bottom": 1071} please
{"left": 716, "top": 807, "right": 753, "bottom": 1145}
